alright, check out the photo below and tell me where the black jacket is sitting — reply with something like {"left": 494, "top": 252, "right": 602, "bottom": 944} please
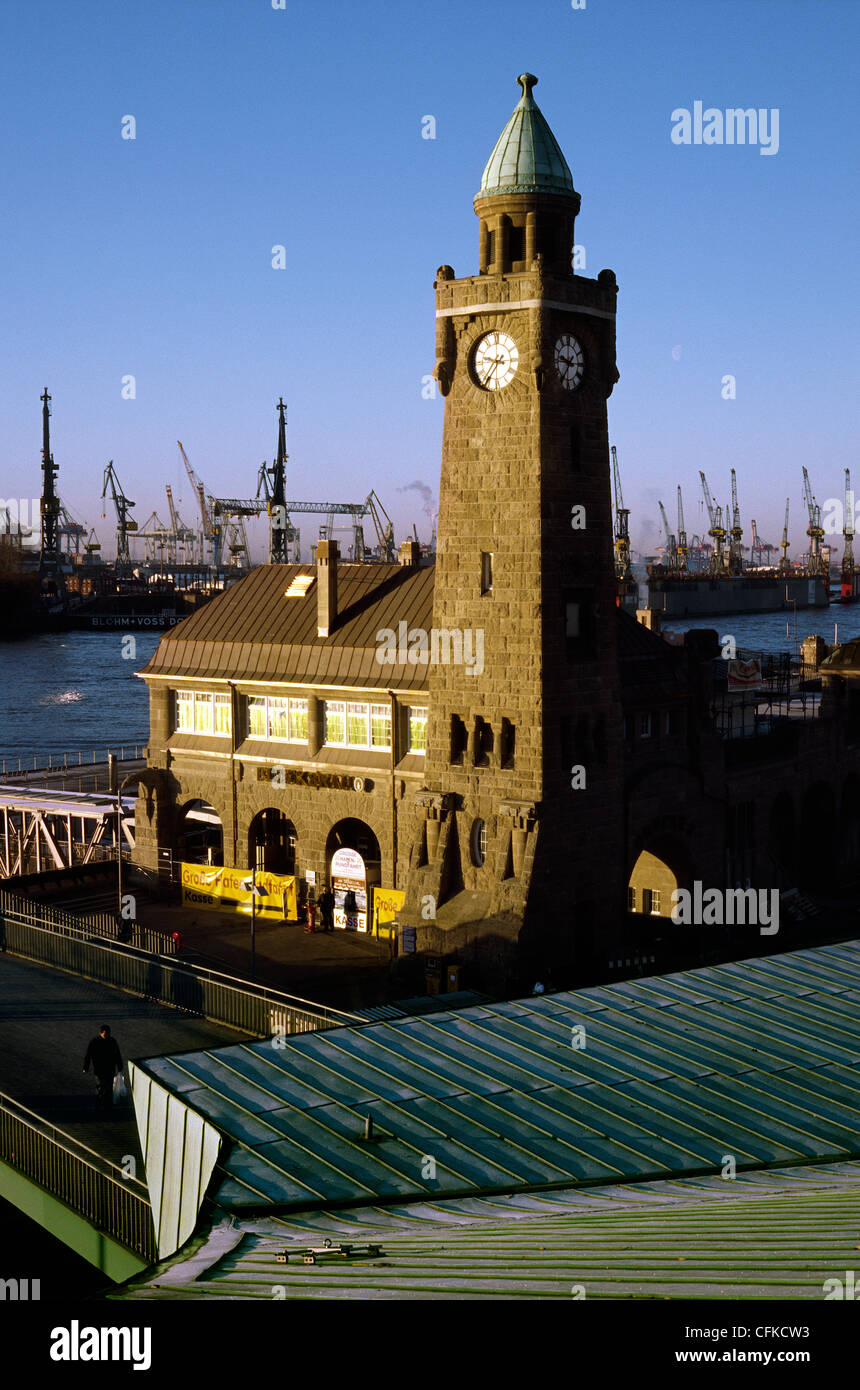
{"left": 83, "top": 1035, "right": 122, "bottom": 1078}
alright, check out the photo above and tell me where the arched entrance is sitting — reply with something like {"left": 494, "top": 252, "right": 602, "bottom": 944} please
{"left": 248, "top": 808, "right": 296, "bottom": 874}
{"left": 326, "top": 818, "right": 381, "bottom": 874}
{"left": 177, "top": 799, "right": 223, "bottom": 866}
{"left": 325, "top": 819, "right": 382, "bottom": 932}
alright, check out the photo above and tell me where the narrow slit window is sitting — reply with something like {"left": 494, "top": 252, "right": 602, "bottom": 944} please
{"left": 481, "top": 551, "right": 493, "bottom": 594}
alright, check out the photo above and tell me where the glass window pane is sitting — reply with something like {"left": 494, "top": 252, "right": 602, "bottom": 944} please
{"left": 194, "top": 693, "right": 213, "bottom": 734}
{"left": 289, "top": 699, "right": 308, "bottom": 742}
{"left": 347, "top": 703, "right": 369, "bottom": 746}
{"left": 324, "top": 701, "right": 346, "bottom": 745}
{"left": 408, "top": 707, "right": 428, "bottom": 752}
{"left": 176, "top": 691, "right": 194, "bottom": 732}
{"left": 214, "top": 694, "right": 231, "bottom": 735}
{"left": 268, "top": 697, "right": 288, "bottom": 740}
{"left": 248, "top": 697, "right": 267, "bottom": 738}
{"left": 370, "top": 704, "right": 391, "bottom": 748}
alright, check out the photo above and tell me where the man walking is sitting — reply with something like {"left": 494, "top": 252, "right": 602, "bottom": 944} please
{"left": 82, "top": 1024, "right": 123, "bottom": 1111}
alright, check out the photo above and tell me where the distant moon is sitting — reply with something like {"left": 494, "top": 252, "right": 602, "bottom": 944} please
{"left": 671, "top": 345, "right": 682, "bottom": 361}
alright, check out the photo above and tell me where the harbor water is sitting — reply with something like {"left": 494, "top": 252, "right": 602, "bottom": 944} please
{"left": 0, "top": 632, "right": 161, "bottom": 767}
{"left": 660, "top": 605, "right": 860, "bottom": 655}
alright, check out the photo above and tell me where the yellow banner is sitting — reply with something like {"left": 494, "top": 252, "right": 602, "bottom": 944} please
{"left": 374, "top": 887, "right": 405, "bottom": 925}
{"left": 181, "top": 863, "right": 297, "bottom": 919}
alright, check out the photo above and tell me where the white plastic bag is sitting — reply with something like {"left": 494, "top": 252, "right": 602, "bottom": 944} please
{"left": 113, "top": 1071, "right": 128, "bottom": 1103}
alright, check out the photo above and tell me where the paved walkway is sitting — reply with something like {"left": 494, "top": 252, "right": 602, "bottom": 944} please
{"left": 136, "top": 900, "right": 395, "bottom": 1010}
{"left": 0, "top": 952, "right": 248, "bottom": 1169}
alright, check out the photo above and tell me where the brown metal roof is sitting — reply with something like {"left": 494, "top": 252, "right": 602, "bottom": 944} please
{"left": 141, "top": 563, "right": 435, "bottom": 692}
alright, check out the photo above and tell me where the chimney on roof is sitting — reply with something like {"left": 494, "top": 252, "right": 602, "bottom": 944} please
{"left": 315, "top": 539, "right": 339, "bottom": 637}
{"left": 399, "top": 539, "right": 422, "bottom": 567}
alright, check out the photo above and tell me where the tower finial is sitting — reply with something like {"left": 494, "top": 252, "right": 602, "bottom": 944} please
{"left": 517, "top": 73, "right": 538, "bottom": 99}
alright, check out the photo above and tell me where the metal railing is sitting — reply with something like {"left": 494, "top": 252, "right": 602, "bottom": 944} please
{"left": 0, "top": 1089, "right": 156, "bottom": 1263}
{"left": 0, "top": 890, "right": 172, "bottom": 956}
{"left": 0, "top": 895, "right": 359, "bottom": 1037}
{"left": 0, "top": 747, "right": 146, "bottom": 779}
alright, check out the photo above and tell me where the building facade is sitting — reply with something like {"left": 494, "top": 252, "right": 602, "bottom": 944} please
{"left": 134, "top": 545, "right": 433, "bottom": 905}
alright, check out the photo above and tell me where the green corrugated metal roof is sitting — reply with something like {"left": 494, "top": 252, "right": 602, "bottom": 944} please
{"left": 131, "top": 941, "right": 860, "bottom": 1215}
{"left": 112, "top": 1161, "right": 860, "bottom": 1300}
{"left": 478, "top": 73, "right": 575, "bottom": 200}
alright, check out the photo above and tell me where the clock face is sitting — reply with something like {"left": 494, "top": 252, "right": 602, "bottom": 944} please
{"left": 473, "top": 331, "right": 518, "bottom": 390}
{"left": 555, "top": 334, "right": 585, "bottom": 390}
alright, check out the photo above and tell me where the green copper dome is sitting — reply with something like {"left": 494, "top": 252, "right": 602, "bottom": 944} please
{"left": 478, "top": 73, "right": 575, "bottom": 199}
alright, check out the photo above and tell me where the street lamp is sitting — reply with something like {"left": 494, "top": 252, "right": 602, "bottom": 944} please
{"left": 240, "top": 868, "right": 267, "bottom": 981}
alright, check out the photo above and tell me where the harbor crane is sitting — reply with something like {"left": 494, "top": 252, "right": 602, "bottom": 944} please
{"left": 842, "top": 467, "right": 855, "bottom": 597}
{"left": 188, "top": 401, "right": 296, "bottom": 565}
{"left": 214, "top": 493, "right": 395, "bottom": 562}
{"left": 265, "top": 397, "right": 289, "bottom": 564}
{"left": 57, "top": 503, "right": 87, "bottom": 557}
{"left": 178, "top": 440, "right": 217, "bottom": 566}
{"left": 699, "top": 471, "right": 726, "bottom": 575}
{"left": 254, "top": 461, "right": 300, "bottom": 559}
{"left": 101, "top": 460, "right": 137, "bottom": 569}
{"left": 365, "top": 490, "right": 396, "bottom": 563}
{"left": 676, "top": 484, "right": 688, "bottom": 573}
{"left": 728, "top": 468, "right": 744, "bottom": 575}
{"left": 177, "top": 441, "right": 251, "bottom": 571}
{"left": 658, "top": 500, "right": 677, "bottom": 571}
{"left": 688, "top": 534, "right": 708, "bottom": 571}
{"left": 779, "top": 498, "right": 791, "bottom": 574}
{"left": 165, "top": 484, "right": 198, "bottom": 564}
{"left": 38, "top": 387, "right": 62, "bottom": 579}
{"left": 207, "top": 400, "right": 399, "bottom": 565}
{"left": 610, "top": 445, "right": 633, "bottom": 582}
{"left": 136, "top": 511, "right": 172, "bottom": 569}
{"left": 801, "top": 466, "right": 827, "bottom": 578}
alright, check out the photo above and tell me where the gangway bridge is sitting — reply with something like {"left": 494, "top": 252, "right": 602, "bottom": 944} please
{"left": 0, "top": 783, "right": 225, "bottom": 879}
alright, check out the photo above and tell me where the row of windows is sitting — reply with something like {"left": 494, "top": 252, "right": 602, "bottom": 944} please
{"left": 176, "top": 691, "right": 232, "bottom": 735}
{"left": 323, "top": 701, "right": 391, "bottom": 750}
{"left": 174, "top": 692, "right": 427, "bottom": 753}
{"left": 249, "top": 696, "right": 309, "bottom": 743}
{"left": 319, "top": 701, "right": 426, "bottom": 752}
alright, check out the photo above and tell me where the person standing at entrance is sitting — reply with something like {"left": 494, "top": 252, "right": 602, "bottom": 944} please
{"left": 82, "top": 1024, "right": 123, "bottom": 1111}
{"left": 318, "top": 885, "right": 335, "bottom": 932}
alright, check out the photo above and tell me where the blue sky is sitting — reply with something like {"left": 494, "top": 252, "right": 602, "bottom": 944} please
{"left": 0, "top": 0, "right": 857, "bottom": 559}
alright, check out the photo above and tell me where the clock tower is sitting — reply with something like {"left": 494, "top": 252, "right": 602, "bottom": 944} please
{"left": 403, "top": 74, "right": 625, "bottom": 990}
